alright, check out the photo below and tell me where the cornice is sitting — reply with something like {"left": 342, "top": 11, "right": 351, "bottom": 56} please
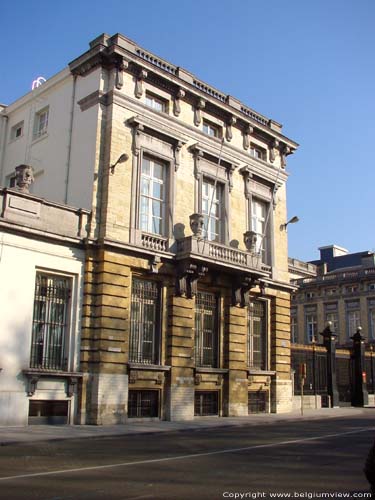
{"left": 127, "top": 115, "right": 188, "bottom": 145}
{"left": 68, "top": 33, "right": 299, "bottom": 151}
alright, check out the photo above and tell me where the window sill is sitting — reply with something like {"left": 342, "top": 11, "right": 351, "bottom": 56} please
{"left": 247, "top": 369, "right": 276, "bottom": 376}
{"left": 31, "top": 132, "right": 49, "bottom": 145}
{"left": 195, "top": 367, "right": 228, "bottom": 374}
{"left": 127, "top": 363, "right": 171, "bottom": 371}
{"left": 22, "top": 369, "right": 83, "bottom": 397}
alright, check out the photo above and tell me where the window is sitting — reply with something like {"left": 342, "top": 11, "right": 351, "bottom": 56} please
{"left": 347, "top": 309, "right": 361, "bottom": 338}
{"left": 33, "top": 107, "right": 49, "bottom": 139}
{"left": 130, "top": 279, "right": 160, "bottom": 364}
{"left": 326, "top": 288, "right": 337, "bottom": 296}
{"left": 201, "top": 178, "right": 223, "bottom": 242}
{"left": 10, "top": 121, "right": 24, "bottom": 141}
{"left": 369, "top": 302, "right": 375, "bottom": 340}
{"left": 251, "top": 198, "right": 268, "bottom": 263}
{"left": 250, "top": 144, "right": 266, "bottom": 161}
{"left": 145, "top": 92, "right": 167, "bottom": 113}
{"left": 368, "top": 284, "right": 375, "bottom": 291}
{"left": 305, "top": 313, "right": 317, "bottom": 343}
{"left": 128, "top": 390, "right": 159, "bottom": 418}
{"left": 194, "top": 391, "right": 219, "bottom": 416}
{"left": 202, "top": 120, "right": 220, "bottom": 138}
{"left": 291, "top": 313, "right": 298, "bottom": 343}
{"left": 30, "top": 273, "right": 72, "bottom": 370}
{"left": 305, "top": 292, "right": 315, "bottom": 299}
{"left": 248, "top": 391, "right": 267, "bottom": 413}
{"left": 195, "top": 291, "right": 218, "bottom": 368}
{"left": 139, "top": 156, "right": 167, "bottom": 236}
{"left": 326, "top": 312, "right": 338, "bottom": 333}
{"left": 345, "top": 285, "right": 358, "bottom": 294}
{"left": 248, "top": 300, "right": 267, "bottom": 369}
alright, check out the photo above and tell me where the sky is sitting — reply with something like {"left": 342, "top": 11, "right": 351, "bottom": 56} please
{"left": 1, "top": 0, "right": 374, "bottom": 261}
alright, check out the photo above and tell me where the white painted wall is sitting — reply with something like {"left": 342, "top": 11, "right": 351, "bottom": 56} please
{"left": 0, "top": 232, "right": 84, "bottom": 425}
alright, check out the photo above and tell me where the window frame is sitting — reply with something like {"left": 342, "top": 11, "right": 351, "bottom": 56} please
{"left": 249, "top": 143, "right": 266, "bottom": 161}
{"left": 129, "top": 278, "right": 162, "bottom": 365}
{"left": 202, "top": 119, "right": 221, "bottom": 138}
{"left": 10, "top": 121, "right": 24, "bottom": 142}
{"left": 145, "top": 92, "right": 168, "bottom": 113}
{"left": 250, "top": 197, "right": 270, "bottom": 264}
{"left": 194, "top": 291, "right": 219, "bottom": 368}
{"left": 247, "top": 299, "right": 267, "bottom": 370}
{"left": 305, "top": 311, "right": 317, "bottom": 343}
{"left": 291, "top": 310, "right": 298, "bottom": 344}
{"left": 30, "top": 272, "right": 73, "bottom": 371}
{"left": 33, "top": 106, "right": 49, "bottom": 139}
{"left": 200, "top": 176, "right": 225, "bottom": 242}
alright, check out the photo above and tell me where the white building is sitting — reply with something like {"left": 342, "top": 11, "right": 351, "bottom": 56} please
{"left": 0, "top": 181, "right": 89, "bottom": 425}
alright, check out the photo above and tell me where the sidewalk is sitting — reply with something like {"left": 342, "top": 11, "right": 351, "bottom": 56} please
{"left": 1, "top": 407, "right": 374, "bottom": 446}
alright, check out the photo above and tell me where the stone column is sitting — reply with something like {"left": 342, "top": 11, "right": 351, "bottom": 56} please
{"left": 166, "top": 289, "right": 195, "bottom": 420}
{"left": 223, "top": 298, "right": 248, "bottom": 416}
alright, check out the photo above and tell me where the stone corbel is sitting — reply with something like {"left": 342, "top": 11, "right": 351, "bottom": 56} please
{"left": 135, "top": 69, "right": 148, "bottom": 98}
{"left": 269, "top": 139, "right": 279, "bottom": 164}
{"left": 26, "top": 374, "right": 40, "bottom": 397}
{"left": 148, "top": 256, "right": 161, "bottom": 274}
{"left": 174, "top": 141, "right": 183, "bottom": 172}
{"left": 225, "top": 116, "right": 236, "bottom": 142}
{"left": 129, "top": 371, "right": 138, "bottom": 384}
{"left": 194, "top": 374, "right": 202, "bottom": 385}
{"left": 132, "top": 123, "right": 144, "bottom": 156}
{"left": 280, "top": 144, "right": 292, "bottom": 168}
{"left": 239, "top": 166, "right": 253, "bottom": 199}
{"left": 243, "top": 125, "right": 254, "bottom": 150}
{"left": 232, "top": 276, "right": 259, "bottom": 307}
{"left": 115, "top": 58, "right": 129, "bottom": 90}
{"left": 173, "top": 88, "right": 185, "bottom": 117}
{"left": 216, "top": 374, "right": 223, "bottom": 386}
{"left": 156, "top": 374, "right": 164, "bottom": 385}
{"left": 227, "top": 164, "right": 235, "bottom": 192}
{"left": 191, "top": 146, "right": 204, "bottom": 180}
{"left": 67, "top": 376, "right": 78, "bottom": 397}
{"left": 176, "top": 261, "right": 208, "bottom": 298}
{"left": 194, "top": 99, "right": 206, "bottom": 126}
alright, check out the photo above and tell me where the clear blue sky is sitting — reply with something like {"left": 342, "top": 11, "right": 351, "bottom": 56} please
{"left": 2, "top": 0, "right": 374, "bottom": 261}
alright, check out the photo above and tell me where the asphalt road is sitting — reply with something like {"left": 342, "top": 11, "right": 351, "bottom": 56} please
{"left": 0, "top": 415, "right": 374, "bottom": 500}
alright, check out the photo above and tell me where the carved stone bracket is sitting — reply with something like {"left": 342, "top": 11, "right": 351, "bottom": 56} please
{"left": 135, "top": 69, "right": 148, "bottom": 98}
{"left": 269, "top": 139, "right": 279, "bottom": 164}
{"left": 132, "top": 123, "right": 145, "bottom": 156}
{"left": 26, "top": 375, "right": 40, "bottom": 397}
{"left": 191, "top": 147, "right": 204, "bottom": 180}
{"left": 173, "top": 88, "right": 185, "bottom": 117}
{"left": 22, "top": 370, "right": 82, "bottom": 397}
{"left": 239, "top": 166, "right": 253, "bottom": 199}
{"left": 67, "top": 376, "right": 79, "bottom": 397}
{"left": 216, "top": 374, "right": 223, "bottom": 386}
{"left": 15, "top": 165, "right": 34, "bottom": 193}
{"left": 227, "top": 164, "right": 235, "bottom": 192}
{"left": 148, "top": 255, "right": 161, "bottom": 274}
{"left": 232, "top": 276, "right": 261, "bottom": 307}
{"left": 115, "top": 57, "right": 129, "bottom": 90}
{"left": 176, "top": 261, "right": 208, "bottom": 298}
{"left": 194, "top": 98, "right": 206, "bottom": 126}
{"left": 194, "top": 374, "right": 202, "bottom": 385}
{"left": 174, "top": 141, "right": 183, "bottom": 172}
{"left": 225, "top": 116, "right": 236, "bottom": 142}
{"left": 280, "top": 144, "right": 292, "bottom": 168}
{"left": 243, "top": 125, "right": 254, "bottom": 150}
{"left": 129, "top": 371, "right": 138, "bottom": 384}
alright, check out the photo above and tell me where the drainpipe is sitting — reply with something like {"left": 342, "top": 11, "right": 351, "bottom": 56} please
{"left": 64, "top": 75, "right": 77, "bottom": 203}
{"left": 0, "top": 112, "right": 9, "bottom": 186}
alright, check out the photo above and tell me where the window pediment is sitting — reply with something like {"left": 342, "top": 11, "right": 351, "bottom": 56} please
{"left": 127, "top": 115, "right": 187, "bottom": 146}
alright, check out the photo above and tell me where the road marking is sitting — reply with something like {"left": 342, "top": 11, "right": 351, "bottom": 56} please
{"left": 0, "top": 427, "right": 373, "bottom": 482}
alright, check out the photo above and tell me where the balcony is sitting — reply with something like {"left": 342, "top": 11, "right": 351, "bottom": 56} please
{"left": 176, "top": 236, "right": 270, "bottom": 275}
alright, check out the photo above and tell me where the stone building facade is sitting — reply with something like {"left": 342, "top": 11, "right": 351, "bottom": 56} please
{"left": 1, "top": 33, "right": 298, "bottom": 423}
{"left": 290, "top": 245, "right": 375, "bottom": 346}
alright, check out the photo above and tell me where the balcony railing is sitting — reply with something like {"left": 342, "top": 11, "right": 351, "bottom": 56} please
{"left": 293, "top": 267, "right": 375, "bottom": 286}
{"left": 139, "top": 232, "right": 169, "bottom": 252}
{"left": 176, "top": 236, "right": 271, "bottom": 274}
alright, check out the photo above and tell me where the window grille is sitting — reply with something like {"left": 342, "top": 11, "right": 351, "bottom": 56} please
{"left": 194, "top": 391, "right": 219, "bottom": 416}
{"left": 195, "top": 291, "right": 218, "bottom": 368}
{"left": 130, "top": 279, "right": 160, "bottom": 364}
{"left": 30, "top": 274, "right": 71, "bottom": 370}
{"left": 248, "top": 391, "right": 267, "bottom": 413}
{"left": 128, "top": 390, "right": 159, "bottom": 418}
{"left": 248, "top": 300, "right": 266, "bottom": 370}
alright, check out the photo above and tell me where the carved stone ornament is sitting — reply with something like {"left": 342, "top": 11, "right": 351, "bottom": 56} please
{"left": 174, "top": 141, "right": 183, "bottom": 172}
{"left": 194, "top": 99, "right": 206, "bottom": 126}
{"left": 176, "top": 261, "right": 208, "bottom": 298}
{"left": 227, "top": 165, "right": 235, "bottom": 192}
{"left": 115, "top": 58, "right": 129, "bottom": 90}
{"left": 269, "top": 139, "right": 279, "bottom": 164}
{"left": 232, "top": 276, "right": 259, "bottom": 307}
{"left": 225, "top": 116, "right": 236, "bottom": 142}
{"left": 173, "top": 88, "right": 185, "bottom": 117}
{"left": 243, "top": 125, "right": 253, "bottom": 150}
{"left": 239, "top": 166, "right": 253, "bottom": 200}
{"left": 133, "top": 123, "right": 145, "bottom": 156}
{"left": 15, "top": 164, "right": 34, "bottom": 193}
{"left": 192, "top": 147, "right": 204, "bottom": 180}
{"left": 194, "top": 374, "right": 202, "bottom": 385}
{"left": 281, "top": 144, "right": 291, "bottom": 168}
{"left": 148, "top": 256, "right": 161, "bottom": 274}
{"left": 243, "top": 230, "right": 257, "bottom": 253}
{"left": 129, "top": 371, "right": 138, "bottom": 384}
{"left": 189, "top": 213, "right": 204, "bottom": 236}
{"left": 135, "top": 69, "right": 148, "bottom": 98}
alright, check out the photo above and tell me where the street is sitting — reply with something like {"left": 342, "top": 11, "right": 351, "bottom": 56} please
{"left": 0, "top": 413, "right": 374, "bottom": 499}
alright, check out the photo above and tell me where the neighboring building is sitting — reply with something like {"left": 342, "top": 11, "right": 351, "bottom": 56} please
{"left": 0, "top": 179, "right": 89, "bottom": 425}
{"left": 290, "top": 245, "right": 375, "bottom": 346}
{"left": 0, "top": 33, "right": 298, "bottom": 423}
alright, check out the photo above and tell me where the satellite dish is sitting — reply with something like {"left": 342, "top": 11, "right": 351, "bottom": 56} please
{"left": 31, "top": 77, "right": 47, "bottom": 90}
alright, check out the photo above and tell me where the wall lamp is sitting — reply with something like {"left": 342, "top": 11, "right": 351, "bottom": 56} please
{"left": 110, "top": 153, "right": 129, "bottom": 174}
{"left": 281, "top": 215, "right": 299, "bottom": 231}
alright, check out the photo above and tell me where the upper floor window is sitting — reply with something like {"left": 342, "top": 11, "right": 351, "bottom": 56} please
{"left": 251, "top": 198, "right": 269, "bottom": 263}
{"left": 305, "top": 291, "right": 315, "bottom": 299}
{"left": 368, "top": 284, "right": 375, "bottom": 291}
{"left": 250, "top": 144, "right": 266, "bottom": 161}
{"left": 305, "top": 312, "right": 317, "bottom": 343}
{"left": 202, "top": 120, "right": 220, "bottom": 138}
{"left": 139, "top": 156, "right": 167, "bottom": 236}
{"left": 248, "top": 300, "right": 267, "bottom": 369}
{"left": 195, "top": 291, "right": 218, "bottom": 368}
{"left": 369, "top": 301, "right": 375, "bottom": 340}
{"left": 10, "top": 121, "right": 24, "bottom": 141}
{"left": 145, "top": 92, "right": 167, "bottom": 113}
{"left": 30, "top": 273, "right": 72, "bottom": 371}
{"left": 33, "top": 107, "right": 49, "bottom": 139}
{"left": 201, "top": 178, "right": 224, "bottom": 242}
{"left": 130, "top": 279, "right": 161, "bottom": 365}
{"left": 347, "top": 308, "right": 360, "bottom": 338}
{"left": 291, "top": 311, "right": 298, "bottom": 343}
